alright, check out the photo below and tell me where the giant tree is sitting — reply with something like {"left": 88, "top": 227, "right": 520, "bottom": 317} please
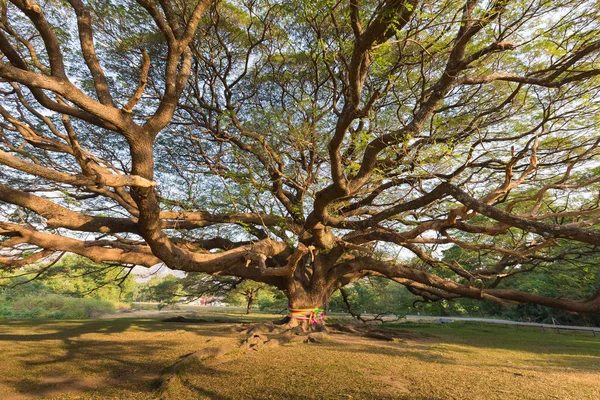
{"left": 1, "top": 0, "right": 600, "bottom": 326}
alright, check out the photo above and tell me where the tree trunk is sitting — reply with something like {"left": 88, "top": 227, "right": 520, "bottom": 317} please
{"left": 282, "top": 281, "right": 335, "bottom": 330}
{"left": 245, "top": 292, "right": 255, "bottom": 315}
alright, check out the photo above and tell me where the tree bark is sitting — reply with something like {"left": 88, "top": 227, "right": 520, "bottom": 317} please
{"left": 282, "top": 277, "right": 337, "bottom": 329}
{"left": 245, "top": 291, "right": 256, "bottom": 315}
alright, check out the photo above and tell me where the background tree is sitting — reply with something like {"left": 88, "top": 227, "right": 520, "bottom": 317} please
{"left": 224, "top": 281, "right": 262, "bottom": 314}
{"left": 0, "top": 254, "right": 136, "bottom": 318}
{"left": 441, "top": 241, "right": 600, "bottom": 324}
{"left": 1, "top": 0, "right": 600, "bottom": 326}
{"left": 136, "top": 274, "right": 183, "bottom": 305}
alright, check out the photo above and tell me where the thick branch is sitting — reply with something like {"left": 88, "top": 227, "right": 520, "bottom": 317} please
{"left": 0, "top": 150, "right": 157, "bottom": 188}
{"left": 444, "top": 183, "right": 600, "bottom": 246}
{"left": 350, "top": 257, "right": 600, "bottom": 313}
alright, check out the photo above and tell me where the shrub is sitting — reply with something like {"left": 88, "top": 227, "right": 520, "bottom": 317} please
{"left": 0, "top": 294, "right": 114, "bottom": 319}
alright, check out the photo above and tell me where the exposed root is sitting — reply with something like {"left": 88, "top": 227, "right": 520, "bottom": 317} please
{"left": 276, "top": 316, "right": 328, "bottom": 332}
{"left": 238, "top": 319, "right": 331, "bottom": 350}
{"left": 238, "top": 317, "right": 407, "bottom": 350}
{"left": 159, "top": 320, "right": 407, "bottom": 398}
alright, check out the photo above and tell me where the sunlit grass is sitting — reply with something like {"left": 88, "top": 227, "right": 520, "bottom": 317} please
{"left": 0, "top": 311, "right": 598, "bottom": 399}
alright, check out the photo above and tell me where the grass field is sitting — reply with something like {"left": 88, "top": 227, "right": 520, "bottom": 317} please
{"left": 0, "top": 309, "right": 598, "bottom": 399}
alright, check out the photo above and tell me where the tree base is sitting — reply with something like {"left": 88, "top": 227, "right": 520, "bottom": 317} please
{"left": 275, "top": 315, "right": 328, "bottom": 332}
{"left": 159, "top": 318, "right": 412, "bottom": 398}
{"left": 238, "top": 316, "right": 410, "bottom": 351}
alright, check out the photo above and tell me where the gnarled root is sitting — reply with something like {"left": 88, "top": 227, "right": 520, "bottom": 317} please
{"left": 239, "top": 318, "right": 329, "bottom": 350}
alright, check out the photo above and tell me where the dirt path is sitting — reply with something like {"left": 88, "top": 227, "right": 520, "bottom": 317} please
{"left": 99, "top": 309, "right": 200, "bottom": 319}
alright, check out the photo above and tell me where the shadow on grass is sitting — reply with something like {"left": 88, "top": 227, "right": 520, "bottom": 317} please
{"left": 386, "top": 322, "right": 600, "bottom": 350}
{"left": 176, "top": 361, "right": 409, "bottom": 400}
{"left": 0, "top": 319, "right": 135, "bottom": 342}
{"left": 0, "top": 317, "right": 234, "bottom": 342}
{"left": 2, "top": 317, "right": 599, "bottom": 398}
{"left": 0, "top": 318, "right": 239, "bottom": 398}
{"left": 175, "top": 365, "right": 237, "bottom": 400}
{"left": 7, "top": 374, "right": 104, "bottom": 399}
{"left": 331, "top": 341, "right": 457, "bottom": 365}
{"left": 314, "top": 322, "right": 600, "bottom": 377}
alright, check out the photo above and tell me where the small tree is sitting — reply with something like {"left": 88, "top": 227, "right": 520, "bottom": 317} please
{"left": 241, "top": 285, "right": 260, "bottom": 315}
{"left": 222, "top": 281, "right": 266, "bottom": 314}
{"left": 144, "top": 275, "right": 182, "bottom": 305}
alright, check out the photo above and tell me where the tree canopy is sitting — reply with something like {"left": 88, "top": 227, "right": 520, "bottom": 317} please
{"left": 1, "top": 0, "right": 599, "bottom": 315}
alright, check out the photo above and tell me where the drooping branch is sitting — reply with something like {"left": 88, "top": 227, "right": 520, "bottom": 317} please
{"left": 0, "top": 150, "right": 157, "bottom": 188}
{"left": 0, "top": 184, "right": 138, "bottom": 233}
{"left": 444, "top": 183, "right": 600, "bottom": 246}
{"left": 0, "top": 222, "right": 159, "bottom": 266}
{"left": 347, "top": 257, "right": 600, "bottom": 313}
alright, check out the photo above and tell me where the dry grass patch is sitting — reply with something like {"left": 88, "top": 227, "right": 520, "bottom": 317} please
{"left": 0, "top": 316, "right": 598, "bottom": 399}
{"left": 0, "top": 318, "right": 238, "bottom": 399}
{"left": 162, "top": 322, "right": 600, "bottom": 400}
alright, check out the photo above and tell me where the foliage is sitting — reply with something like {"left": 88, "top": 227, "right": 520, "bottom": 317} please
{"left": 329, "top": 277, "right": 415, "bottom": 315}
{"left": 0, "top": 293, "right": 114, "bottom": 319}
{"left": 256, "top": 288, "right": 288, "bottom": 312}
{"left": 221, "top": 281, "right": 284, "bottom": 311}
{"left": 134, "top": 274, "right": 183, "bottom": 305}
{"left": 0, "top": 0, "right": 599, "bottom": 316}
{"left": 0, "top": 255, "right": 135, "bottom": 319}
{"left": 440, "top": 243, "right": 600, "bottom": 325}
{"left": 137, "top": 273, "right": 289, "bottom": 312}
{"left": 39, "top": 255, "right": 137, "bottom": 303}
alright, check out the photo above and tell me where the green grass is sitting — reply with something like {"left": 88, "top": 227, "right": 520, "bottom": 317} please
{"left": 0, "top": 312, "right": 598, "bottom": 399}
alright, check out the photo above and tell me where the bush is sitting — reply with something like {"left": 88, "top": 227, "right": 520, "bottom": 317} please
{"left": 0, "top": 294, "right": 114, "bottom": 319}
{"left": 257, "top": 292, "right": 288, "bottom": 312}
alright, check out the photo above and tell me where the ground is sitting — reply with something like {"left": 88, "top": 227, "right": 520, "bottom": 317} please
{"left": 0, "top": 308, "right": 598, "bottom": 399}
